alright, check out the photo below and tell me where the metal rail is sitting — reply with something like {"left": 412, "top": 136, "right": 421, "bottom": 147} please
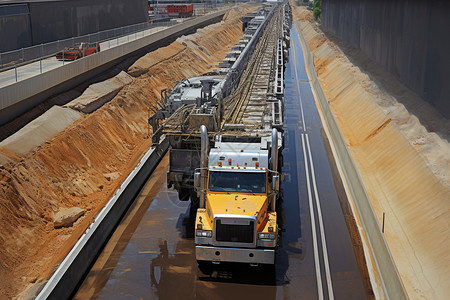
{"left": 223, "top": 6, "right": 283, "bottom": 127}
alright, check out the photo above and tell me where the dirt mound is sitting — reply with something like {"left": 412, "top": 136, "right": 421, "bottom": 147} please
{"left": 0, "top": 106, "right": 82, "bottom": 156}
{"left": 292, "top": 5, "right": 450, "bottom": 300}
{"left": 66, "top": 71, "right": 134, "bottom": 113}
{"left": 0, "top": 6, "right": 256, "bottom": 298}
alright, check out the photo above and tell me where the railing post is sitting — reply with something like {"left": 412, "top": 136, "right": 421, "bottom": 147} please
{"left": 15, "top": 65, "right": 18, "bottom": 82}
{"left": 40, "top": 59, "right": 42, "bottom": 74}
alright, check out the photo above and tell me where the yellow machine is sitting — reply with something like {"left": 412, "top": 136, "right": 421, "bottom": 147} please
{"left": 194, "top": 126, "right": 281, "bottom": 267}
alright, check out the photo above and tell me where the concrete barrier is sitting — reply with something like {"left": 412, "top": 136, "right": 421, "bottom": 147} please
{"left": 295, "top": 24, "right": 408, "bottom": 299}
{"left": 35, "top": 137, "right": 169, "bottom": 299}
{"left": 0, "top": 9, "right": 228, "bottom": 125}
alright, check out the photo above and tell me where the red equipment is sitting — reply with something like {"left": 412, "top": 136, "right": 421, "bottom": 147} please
{"left": 56, "top": 42, "right": 100, "bottom": 61}
{"left": 167, "top": 4, "right": 193, "bottom": 17}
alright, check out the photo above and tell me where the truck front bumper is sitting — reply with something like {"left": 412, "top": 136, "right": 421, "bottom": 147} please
{"left": 196, "top": 245, "right": 275, "bottom": 264}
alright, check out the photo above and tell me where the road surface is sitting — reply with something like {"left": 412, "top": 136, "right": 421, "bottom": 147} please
{"left": 73, "top": 26, "right": 369, "bottom": 299}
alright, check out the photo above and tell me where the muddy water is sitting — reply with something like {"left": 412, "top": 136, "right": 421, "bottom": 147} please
{"left": 74, "top": 26, "right": 369, "bottom": 299}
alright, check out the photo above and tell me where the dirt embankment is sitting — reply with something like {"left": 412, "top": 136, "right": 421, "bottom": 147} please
{"left": 292, "top": 5, "right": 450, "bottom": 300}
{"left": 0, "top": 6, "right": 256, "bottom": 298}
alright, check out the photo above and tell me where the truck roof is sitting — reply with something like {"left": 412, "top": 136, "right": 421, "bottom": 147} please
{"left": 208, "top": 143, "right": 269, "bottom": 171}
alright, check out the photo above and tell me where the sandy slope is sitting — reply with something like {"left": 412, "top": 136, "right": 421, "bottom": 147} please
{"left": 0, "top": 6, "right": 256, "bottom": 298}
{"left": 292, "top": 5, "right": 450, "bottom": 300}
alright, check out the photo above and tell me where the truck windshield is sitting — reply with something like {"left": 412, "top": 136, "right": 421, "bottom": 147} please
{"left": 208, "top": 171, "right": 266, "bottom": 193}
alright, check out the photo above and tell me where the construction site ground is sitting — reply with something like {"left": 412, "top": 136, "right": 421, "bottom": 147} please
{"left": 0, "top": 6, "right": 257, "bottom": 298}
{"left": 291, "top": 5, "right": 450, "bottom": 300}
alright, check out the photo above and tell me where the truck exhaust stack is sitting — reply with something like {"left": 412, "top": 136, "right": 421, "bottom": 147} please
{"left": 271, "top": 128, "right": 279, "bottom": 211}
{"left": 200, "top": 125, "right": 209, "bottom": 208}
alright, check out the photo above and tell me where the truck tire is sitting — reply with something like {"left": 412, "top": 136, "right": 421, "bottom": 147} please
{"left": 197, "top": 261, "right": 213, "bottom": 276}
{"left": 189, "top": 189, "right": 199, "bottom": 217}
{"left": 178, "top": 188, "right": 189, "bottom": 201}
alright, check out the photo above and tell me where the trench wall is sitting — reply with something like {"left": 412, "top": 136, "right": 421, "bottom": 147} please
{"left": 321, "top": 0, "right": 450, "bottom": 118}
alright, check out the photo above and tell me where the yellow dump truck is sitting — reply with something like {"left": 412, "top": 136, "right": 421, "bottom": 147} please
{"left": 148, "top": 2, "right": 291, "bottom": 273}
{"left": 194, "top": 126, "right": 281, "bottom": 268}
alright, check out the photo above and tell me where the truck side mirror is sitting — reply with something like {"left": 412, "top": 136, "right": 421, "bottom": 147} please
{"left": 272, "top": 175, "right": 280, "bottom": 193}
{"left": 194, "top": 171, "right": 201, "bottom": 190}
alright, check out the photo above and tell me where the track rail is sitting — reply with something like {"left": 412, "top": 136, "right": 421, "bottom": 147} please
{"left": 223, "top": 7, "right": 282, "bottom": 127}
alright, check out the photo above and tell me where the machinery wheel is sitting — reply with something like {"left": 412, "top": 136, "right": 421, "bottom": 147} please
{"left": 178, "top": 188, "right": 190, "bottom": 201}
{"left": 198, "top": 261, "right": 213, "bottom": 276}
{"left": 189, "top": 190, "right": 199, "bottom": 217}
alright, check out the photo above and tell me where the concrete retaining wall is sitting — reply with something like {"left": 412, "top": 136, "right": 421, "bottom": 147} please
{"left": 295, "top": 23, "right": 408, "bottom": 299}
{"left": 0, "top": 8, "right": 32, "bottom": 52}
{"left": 35, "top": 137, "right": 169, "bottom": 299}
{"left": 0, "top": 0, "right": 148, "bottom": 52}
{"left": 0, "top": 10, "right": 227, "bottom": 125}
{"left": 321, "top": 0, "right": 450, "bottom": 119}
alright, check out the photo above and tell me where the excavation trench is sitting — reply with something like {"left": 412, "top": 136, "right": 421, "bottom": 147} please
{"left": 0, "top": 6, "right": 257, "bottom": 298}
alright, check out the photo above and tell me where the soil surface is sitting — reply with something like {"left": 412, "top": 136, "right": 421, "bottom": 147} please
{"left": 292, "top": 5, "right": 450, "bottom": 300}
{"left": 0, "top": 6, "right": 256, "bottom": 298}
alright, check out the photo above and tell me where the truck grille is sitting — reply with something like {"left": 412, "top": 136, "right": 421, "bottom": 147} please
{"left": 215, "top": 219, "right": 255, "bottom": 243}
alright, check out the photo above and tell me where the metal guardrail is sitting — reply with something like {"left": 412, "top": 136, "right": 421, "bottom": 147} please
{"left": 0, "top": 21, "right": 172, "bottom": 72}
{"left": 221, "top": 4, "right": 276, "bottom": 100}
{"left": 295, "top": 23, "right": 409, "bottom": 300}
{"left": 0, "top": 8, "right": 231, "bottom": 127}
{"left": 0, "top": 3, "right": 230, "bottom": 73}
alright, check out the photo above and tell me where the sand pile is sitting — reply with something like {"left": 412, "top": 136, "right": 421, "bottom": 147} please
{"left": 0, "top": 5, "right": 255, "bottom": 298}
{"left": 0, "top": 107, "right": 82, "bottom": 155}
{"left": 292, "top": 5, "right": 450, "bottom": 299}
{"left": 65, "top": 71, "right": 134, "bottom": 113}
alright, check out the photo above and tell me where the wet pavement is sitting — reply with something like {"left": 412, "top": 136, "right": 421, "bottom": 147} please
{"left": 74, "top": 26, "right": 368, "bottom": 299}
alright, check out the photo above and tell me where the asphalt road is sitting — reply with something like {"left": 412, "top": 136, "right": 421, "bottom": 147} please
{"left": 73, "top": 26, "right": 369, "bottom": 299}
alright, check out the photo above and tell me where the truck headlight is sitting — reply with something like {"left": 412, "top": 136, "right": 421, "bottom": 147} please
{"left": 196, "top": 230, "right": 212, "bottom": 237}
{"left": 258, "top": 233, "right": 275, "bottom": 239}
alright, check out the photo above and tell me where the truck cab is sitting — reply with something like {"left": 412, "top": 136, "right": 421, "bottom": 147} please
{"left": 194, "top": 127, "right": 280, "bottom": 266}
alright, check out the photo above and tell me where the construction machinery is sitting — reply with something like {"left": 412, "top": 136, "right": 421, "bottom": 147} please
{"left": 148, "top": 2, "right": 291, "bottom": 268}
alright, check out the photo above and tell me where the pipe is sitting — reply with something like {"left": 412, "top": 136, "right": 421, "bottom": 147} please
{"left": 200, "top": 125, "right": 209, "bottom": 208}
{"left": 271, "top": 128, "right": 278, "bottom": 174}
{"left": 271, "top": 128, "right": 278, "bottom": 211}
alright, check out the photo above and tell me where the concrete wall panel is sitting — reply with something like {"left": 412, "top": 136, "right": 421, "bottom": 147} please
{"left": 322, "top": 0, "right": 450, "bottom": 118}
{"left": 0, "top": 14, "right": 32, "bottom": 52}
{"left": 29, "top": 0, "right": 148, "bottom": 44}
{"left": 0, "top": 0, "right": 148, "bottom": 52}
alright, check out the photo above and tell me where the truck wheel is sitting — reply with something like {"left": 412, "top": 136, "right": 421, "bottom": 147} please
{"left": 189, "top": 190, "right": 199, "bottom": 217}
{"left": 198, "top": 261, "right": 213, "bottom": 276}
{"left": 178, "top": 188, "right": 189, "bottom": 201}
